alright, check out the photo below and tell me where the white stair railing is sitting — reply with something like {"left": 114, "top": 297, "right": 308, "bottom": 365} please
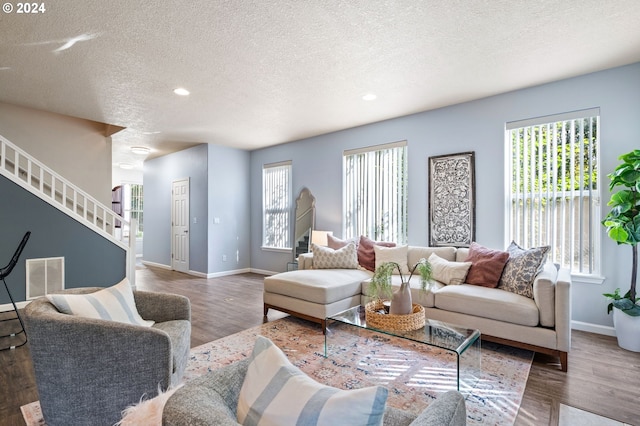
{"left": 0, "top": 135, "right": 135, "bottom": 286}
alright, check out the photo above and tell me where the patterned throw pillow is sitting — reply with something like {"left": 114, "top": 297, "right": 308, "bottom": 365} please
{"left": 46, "top": 278, "right": 154, "bottom": 327}
{"left": 237, "top": 336, "right": 388, "bottom": 426}
{"left": 429, "top": 253, "right": 472, "bottom": 285}
{"left": 374, "top": 245, "right": 410, "bottom": 275}
{"left": 464, "top": 242, "right": 510, "bottom": 288}
{"left": 498, "top": 241, "right": 550, "bottom": 298}
{"left": 311, "top": 242, "right": 359, "bottom": 269}
{"left": 357, "top": 236, "right": 396, "bottom": 272}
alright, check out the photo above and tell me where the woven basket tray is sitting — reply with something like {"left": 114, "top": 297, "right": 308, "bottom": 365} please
{"left": 365, "top": 300, "right": 425, "bottom": 332}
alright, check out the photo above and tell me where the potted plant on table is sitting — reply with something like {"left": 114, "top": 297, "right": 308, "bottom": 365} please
{"left": 369, "top": 258, "right": 432, "bottom": 315}
{"left": 602, "top": 149, "right": 640, "bottom": 352}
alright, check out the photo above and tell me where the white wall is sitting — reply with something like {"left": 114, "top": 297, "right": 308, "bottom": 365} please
{"left": 0, "top": 102, "right": 113, "bottom": 206}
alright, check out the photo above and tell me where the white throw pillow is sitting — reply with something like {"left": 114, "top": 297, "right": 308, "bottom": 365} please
{"left": 429, "top": 253, "right": 472, "bottom": 285}
{"left": 46, "top": 278, "right": 154, "bottom": 327}
{"left": 237, "top": 336, "right": 388, "bottom": 426}
{"left": 311, "top": 242, "right": 359, "bottom": 269}
{"left": 374, "top": 245, "right": 410, "bottom": 275}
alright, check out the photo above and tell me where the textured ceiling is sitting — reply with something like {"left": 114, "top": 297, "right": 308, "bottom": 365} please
{"left": 1, "top": 0, "right": 639, "bottom": 169}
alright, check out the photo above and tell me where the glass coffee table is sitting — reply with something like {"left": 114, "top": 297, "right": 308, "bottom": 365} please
{"left": 325, "top": 305, "right": 481, "bottom": 392}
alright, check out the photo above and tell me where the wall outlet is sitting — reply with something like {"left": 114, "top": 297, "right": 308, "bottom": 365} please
{"left": 222, "top": 254, "right": 227, "bottom": 262}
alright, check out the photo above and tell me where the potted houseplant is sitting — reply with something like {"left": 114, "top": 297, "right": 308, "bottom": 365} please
{"left": 370, "top": 258, "right": 432, "bottom": 315}
{"left": 602, "top": 149, "right": 640, "bottom": 352}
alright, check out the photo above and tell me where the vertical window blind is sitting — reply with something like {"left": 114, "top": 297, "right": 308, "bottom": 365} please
{"left": 263, "top": 161, "right": 292, "bottom": 249}
{"left": 343, "top": 141, "right": 408, "bottom": 244}
{"left": 506, "top": 108, "right": 600, "bottom": 274}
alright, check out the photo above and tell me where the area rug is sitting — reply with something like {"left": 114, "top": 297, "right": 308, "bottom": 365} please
{"left": 22, "top": 316, "right": 533, "bottom": 425}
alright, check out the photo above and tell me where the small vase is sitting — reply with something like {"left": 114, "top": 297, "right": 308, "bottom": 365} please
{"left": 389, "top": 281, "right": 412, "bottom": 315}
{"left": 613, "top": 307, "right": 640, "bottom": 352}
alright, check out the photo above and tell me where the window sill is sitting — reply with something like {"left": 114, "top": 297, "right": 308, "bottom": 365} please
{"left": 261, "top": 246, "right": 292, "bottom": 254}
{"left": 571, "top": 273, "right": 605, "bottom": 285}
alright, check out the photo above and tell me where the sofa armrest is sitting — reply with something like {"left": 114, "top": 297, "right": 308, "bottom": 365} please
{"left": 409, "top": 391, "right": 466, "bottom": 426}
{"left": 298, "top": 252, "right": 314, "bottom": 270}
{"left": 134, "top": 291, "right": 191, "bottom": 323}
{"left": 163, "top": 358, "right": 250, "bottom": 426}
{"left": 532, "top": 263, "right": 558, "bottom": 327}
{"left": 555, "top": 268, "right": 572, "bottom": 352}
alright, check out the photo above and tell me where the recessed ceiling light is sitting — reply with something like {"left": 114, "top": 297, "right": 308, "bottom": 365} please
{"left": 130, "top": 146, "right": 151, "bottom": 155}
{"left": 119, "top": 163, "right": 134, "bottom": 170}
{"left": 362, "top": 93, "right": 377, "bottom": 101}
{"left": 173, "top": 87, "right": 190, "bottom": 96}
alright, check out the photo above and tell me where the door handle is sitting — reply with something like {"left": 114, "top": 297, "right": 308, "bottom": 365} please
{"left": 184, "top": 230, "right": 189, "bottom": 233}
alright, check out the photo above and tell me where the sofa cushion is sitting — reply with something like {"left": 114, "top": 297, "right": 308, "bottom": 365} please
{"left": 311, "top": 242, "right": 359, "bottom": 269}
{"left": 434, "top": 284, "right": 539, "bottom": 326}
{"left": 464, "top": 242, "right": 509, "bottom": 288}
{"left": 408, "top": 246, "right": 457, "bottom": 266}
{"left": 46, "top": 278, "right": 154, "bottom": 327}
{"left": 374, "top": 245, "right": 409, "bottom": 275}
{"left": 264, "top": 269, "right": 371, "bottom": 305}
{"left": 498, "top": 242, "right": 550, "bottom": 298}
{"left": 238, "top": 336, "right": 388, "bottom": 426}
{"left": 429, "top": 253, "right": 472, "bottom": 285}
{"left": 358, "top": 236, "right": 396, "bottom": 272}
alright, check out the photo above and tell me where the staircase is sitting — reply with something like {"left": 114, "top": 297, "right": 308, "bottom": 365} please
{"left": 0, "top": 135, "right": 136, "bottom": 286}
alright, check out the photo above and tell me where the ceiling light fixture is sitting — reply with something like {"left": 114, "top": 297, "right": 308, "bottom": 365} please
{"left": 130, "top": 146, "right": 151, "bottom": 155}
{"left": 142, "top": 130, "right": 161, "bottom": 135}
{"left": 173, "top": 87, "right": 190, "bottom": 96}
{"left": 362, "top": 93, "right": 377, "bottom": 101}
{"left": 119, "top": 163, "right": 134, "bottom": 170}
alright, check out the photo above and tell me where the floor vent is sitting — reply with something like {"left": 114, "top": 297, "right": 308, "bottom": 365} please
{"left": 26, "top": 257, "right": 64, "bottom": 299}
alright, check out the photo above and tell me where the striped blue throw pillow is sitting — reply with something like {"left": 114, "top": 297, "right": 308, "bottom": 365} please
{"left": 237, "top": 336, "right": 387, "bottom": 426}
{"left": 46, "top": 278, "right": 154, "bottom": 327}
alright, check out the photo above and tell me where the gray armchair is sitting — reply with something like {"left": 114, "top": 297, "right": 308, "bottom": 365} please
{"left": 163, "top": 358, "right": 467, "bottom": 426}
{"left": 24, "top": 287, "right": 191, "bottom": 426}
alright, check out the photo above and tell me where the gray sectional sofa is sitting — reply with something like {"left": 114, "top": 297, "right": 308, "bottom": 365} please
{"left": 264, "top": 245, "right": 572, "bottom": 371}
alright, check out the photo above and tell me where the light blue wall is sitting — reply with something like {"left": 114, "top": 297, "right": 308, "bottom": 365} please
{"left": 143, "top": 144, "right": 209, "bottom": 273}
{"left": 143, "top": 143, "right": 251, "bottom": 275}
{"left": 208, "top": 145, "right": 251, "bottom": 272}
{"left": 250, "top": 62, "right": 640, "bottom": 328}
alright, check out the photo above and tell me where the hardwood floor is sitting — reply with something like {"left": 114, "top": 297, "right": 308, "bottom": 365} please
{"left": 0, "top": 265, "right": 638, "bottom": 426}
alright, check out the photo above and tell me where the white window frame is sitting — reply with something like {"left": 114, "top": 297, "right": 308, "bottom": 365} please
{"left": 343, "top": 141, "right": 408, "bottom": 244}
{"left": 505, "top": 108, "right": 601, "bottom": 276}
{"left": 262, "top": 161, "right": 292, "bottom": 250}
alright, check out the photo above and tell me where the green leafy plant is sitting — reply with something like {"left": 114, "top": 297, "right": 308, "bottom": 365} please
{"left": 369, "top": 258, "right": 432, "bottom": 300}
{"left": 602, "top": 149, "right": 640, "bottom": 316}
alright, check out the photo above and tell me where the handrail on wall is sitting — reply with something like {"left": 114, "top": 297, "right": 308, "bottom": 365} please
{"left": 0, "top": 135, "right": 135, "bottom": 287}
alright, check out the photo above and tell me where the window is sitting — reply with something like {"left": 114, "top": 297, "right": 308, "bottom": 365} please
{"left": 506, "top": 108, "right": 600, "bottom": 274}
{"left": 343, "top": 141, "right": 408, "bottom": 244}
{"left": 263, "top": 161, "right": 292, "bottom": 249}
{"left": 123, "top": 183, "right": 144, "bottom": 238}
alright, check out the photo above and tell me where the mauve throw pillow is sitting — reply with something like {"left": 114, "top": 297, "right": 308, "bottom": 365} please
{"left": 465, "top": 242, "right": 510, "bottom": 288}
{"left": 357, "top": 236, "right": 396, "bottom": 272}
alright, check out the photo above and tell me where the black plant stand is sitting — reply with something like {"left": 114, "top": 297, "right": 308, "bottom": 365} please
{"left": 0, "top": 231, "right": 31, "bottom": 351}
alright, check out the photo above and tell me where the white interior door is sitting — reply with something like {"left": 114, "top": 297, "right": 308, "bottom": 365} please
{"left": 172, "top": 178, "right": 189, "bottom": 273}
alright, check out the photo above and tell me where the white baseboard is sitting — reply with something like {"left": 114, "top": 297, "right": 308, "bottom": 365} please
{"left": 141, "top": 260, "right": 172, "bottom": 270}
{"left": 204, "top": 268, "right": 252, "bottom": 278}
{"left": 571, "top": 320, "right": 616, "bottom": 336}
{"left": 250, "top": 268, "right": 278, "bottom": 276}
